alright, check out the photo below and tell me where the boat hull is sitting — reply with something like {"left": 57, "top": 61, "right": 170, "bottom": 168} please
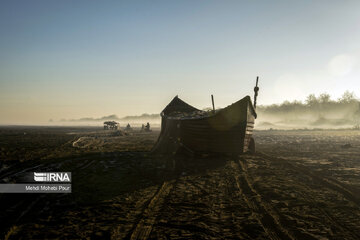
{"left": 152, "top": 96, "right": 256, "bottom": 154}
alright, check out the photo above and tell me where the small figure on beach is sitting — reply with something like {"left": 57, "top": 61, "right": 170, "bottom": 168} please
{"left": 141, "top": 123, "right": 151, "bottom": 132}
{"left": 145, "top": 122, "right": 151, "bottom": 131}
{"left": 125, "top": 123, "right": 132, "bottom": 131}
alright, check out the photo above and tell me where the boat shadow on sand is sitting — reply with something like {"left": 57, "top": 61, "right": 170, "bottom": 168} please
{"left": 0, "top": 151, "right": 232, "bottom": 236}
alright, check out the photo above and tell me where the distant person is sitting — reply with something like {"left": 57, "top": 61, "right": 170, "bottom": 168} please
{"left": 145, "top": 122, "right": 150, "bottom": 131}
{"left": 126, "top": 123, "right": 132, "bottom": 131}
{"left": 141, "top": 124, "right": 145, "bottom": 131}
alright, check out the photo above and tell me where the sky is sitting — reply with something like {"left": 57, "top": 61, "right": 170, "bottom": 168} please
{"left": 0, "top": 0, "right": 359, "bottom": 124}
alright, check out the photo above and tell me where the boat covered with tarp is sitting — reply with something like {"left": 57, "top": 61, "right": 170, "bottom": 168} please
{"left": 152, "top": 94, "right": 257, "bottom": 154}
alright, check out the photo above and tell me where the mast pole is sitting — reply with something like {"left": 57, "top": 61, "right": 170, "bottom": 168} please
{"left": 254, "top": 76, "right": 259, "bottom": 108}
{"left": 211, "top": 94, "right": 215, "bottom": 112}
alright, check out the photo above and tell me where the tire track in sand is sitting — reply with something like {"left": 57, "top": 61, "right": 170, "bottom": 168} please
{"left": 127, "top": 180, "right": 175, "bottom": 240}
{"left": 232, "top": 158, "right": 294, "bottom": 240}
{"left": 258, "top": 152, "right": 360, "bottom": 208}
{"left": 257, "top": 152, "right": 360, "bottom": 239}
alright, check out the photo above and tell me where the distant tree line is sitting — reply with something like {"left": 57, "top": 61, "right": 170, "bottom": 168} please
{"left": 121, "top": 113, "right": 159, "bottom": 120}
{"left": 305, "top": 91, "right": 357, "bottom": 105}
{"left": 258, "top": 91, "right": 359, "bottom": 112}
{"left": 256, "top": 91, "right": 360, "bottom": 129}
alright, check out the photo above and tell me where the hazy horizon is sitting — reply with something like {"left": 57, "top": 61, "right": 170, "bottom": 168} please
{"left": 1, "top": 91, "right": 358, "bottom": 131}
{"left": 1, "top": 1, "right": 360, "bottom": 124}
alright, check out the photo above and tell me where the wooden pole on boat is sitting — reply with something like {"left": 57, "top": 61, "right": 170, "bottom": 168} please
{"left": 254, "top": 76, "right": 259, "bottom": 108}
{"left": 211, "top": 94, "right": 215, "bottom": 112}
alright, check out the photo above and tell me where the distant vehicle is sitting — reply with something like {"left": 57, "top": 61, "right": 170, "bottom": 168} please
{"left": 152, "top": 78, "right": 259, "bottom": 154}
{"left": 103, "top": 121, "right": 119, "bottom": 130}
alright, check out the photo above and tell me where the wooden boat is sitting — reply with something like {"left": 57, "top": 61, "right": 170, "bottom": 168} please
{"left": 152, "top": 79, "right": 259, "bottom": 154}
